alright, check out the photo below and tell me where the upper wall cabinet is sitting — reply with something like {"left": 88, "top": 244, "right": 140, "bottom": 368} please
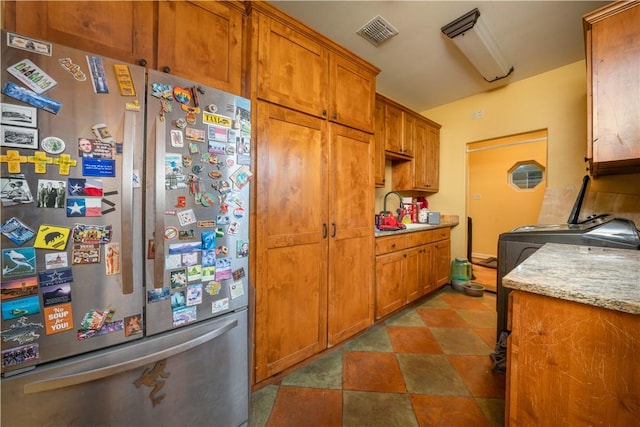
{"left": 584, "top": 1, "right": 640, "bottom": 177}
{"left": 157, "top": 1, "right": 244, "bottom": 95}
{"left": 251, "top": 3, "right": 378, "bottom": 133}
{"left": 5, "top": 1, "right": 155, "bottom": 66}
{"left": 4, "top": 0, "right": 245, "bottom": 95}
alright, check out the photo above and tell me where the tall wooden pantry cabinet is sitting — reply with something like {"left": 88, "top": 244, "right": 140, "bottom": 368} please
{"left": 248, "top": 2, "right": 379, "bottom": 385}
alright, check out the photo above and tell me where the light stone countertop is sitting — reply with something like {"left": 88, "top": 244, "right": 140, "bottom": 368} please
{"left": 502, "top": 243, "right": 640, "bottom": 314}
{"left": 374, "top": 215, "right": 459, "bottom": 237}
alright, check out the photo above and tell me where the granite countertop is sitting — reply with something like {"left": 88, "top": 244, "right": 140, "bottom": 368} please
{"left": 375, "top": 215, "right": 459, "bottom": 237}
{"left": 502, "top": 243, "right": 640, "bottom": 314}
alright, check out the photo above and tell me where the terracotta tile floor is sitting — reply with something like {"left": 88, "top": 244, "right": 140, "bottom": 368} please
{"left": 249, "top": 286, "right": 505, "bottom": 427}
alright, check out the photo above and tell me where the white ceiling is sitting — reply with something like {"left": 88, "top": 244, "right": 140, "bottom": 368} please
{"left": 270, "top": 0, "right": 611, "bottom": 112}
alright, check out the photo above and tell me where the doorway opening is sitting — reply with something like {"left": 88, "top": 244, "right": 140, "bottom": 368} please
{"left": 466, "top": 129, "right": 548, "bottom": 268}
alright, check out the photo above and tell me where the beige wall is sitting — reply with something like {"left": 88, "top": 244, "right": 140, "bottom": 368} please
{"left": 420, "top": 60, "right": 640, "bottom": 260}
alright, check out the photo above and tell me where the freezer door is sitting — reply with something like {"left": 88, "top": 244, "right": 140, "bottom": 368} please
{"left": 144, "top": 70, "right": 251, "bottom": 336}
{"left": 1, "top": 309, "right": 249, "bottom": 427}
{"left": 1, "top": 31, "right": 146, "bottom": 373}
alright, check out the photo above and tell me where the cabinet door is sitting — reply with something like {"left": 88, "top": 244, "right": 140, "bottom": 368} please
{"left": 375, "top": 252, "right": 405, "bottom": 319}
{"left": 254, "top": 102, "right": 328, "bottom": 382}
{"left": 402, "top": 112, "right": 416, "bottom": 157}
{"left": 425, "top": 124, "right": 440, "bottom": 191}
{"left": 588, "top": 3, "right": 640, "bottom": 173}
{"left": 327, "top": 124, "right": 374, "bottom": 346}
{"left": 384, "top": 102, "right": 404, "bottom": 155}
{"left": 256, "top": 13, "right": 328, "bottom": 118}
{"left": 374, "top": 100, "right": 386, "bottom": 187}
{"left": 432, "top": 239, "right": 451, "bottom": 289}
{"left": 418, "top": 245, "right": 433, "bottom": 295}
{"left": 10, "top": 0, "right": 154, "bottom": 66}
{"left": 404, "top": 248, "right": 421, "bottom": 303}
{"left": 329, "top": 53, "right": 376, "bottom": 132}
{"left": 157, "top": 0, "right": 243, "bottom": 95}
{"left": 413, "top": 119, "right": 430, "bottom": 190}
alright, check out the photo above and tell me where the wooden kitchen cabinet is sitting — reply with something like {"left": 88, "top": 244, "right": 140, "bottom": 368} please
{"left": 374, "top": 98, "right": 387, "bottom": 187}
{"left": 251, "top": 4, "right": 377, "bottom": 133}
{"left": 4, "top": 0, "right": 245, "bottom": 95}
{"left": 392, "top": 116, "right": 441, "bottom": 192}
{"left": 254, "top": 101, "right": 374, "bottom": 382}
{"left": 584, "top": 1, "right": 640, "bottom": 177}
{"left": 156, "top": 1, "right": 244, "bottom": 94}
{"left": 381, "top": 96, "right": 412, "bottom": 158}
{"left": 4, "top": 1, "right": 155, "bottom": 66}
{"left": 507, "top": 290, "right": 640, "bottom": 425}
{"left": 254, "top": 102, "right": 328, "bottom": 383}
{"left": 375, "top": 229, "right": 448, "bottom": 319}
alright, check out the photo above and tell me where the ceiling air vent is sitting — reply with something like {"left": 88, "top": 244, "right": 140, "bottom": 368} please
{"left": 357, "top": 15, "right": 399, "bottom": 47}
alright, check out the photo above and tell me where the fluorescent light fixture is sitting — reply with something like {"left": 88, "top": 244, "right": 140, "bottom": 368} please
{"left": 441, "top": 8, "right": 514, "bottom": 83}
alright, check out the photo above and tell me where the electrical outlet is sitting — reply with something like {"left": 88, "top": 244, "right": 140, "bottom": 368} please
{"left": 471, "top": 110, "right": 484, "bottom": 119}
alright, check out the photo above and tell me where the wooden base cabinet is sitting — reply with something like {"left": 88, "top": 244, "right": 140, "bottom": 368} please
{"left": 254, "top": 102, "right": 374, "bottom": 383}
{"left": 507, "top": 291, "right": 640, "bottom": 425}
{"left": 375, "top": 229, "right": 449, "bottom": 319}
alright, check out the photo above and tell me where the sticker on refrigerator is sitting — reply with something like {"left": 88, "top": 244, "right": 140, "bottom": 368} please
{"left": 1, "top": 276, "right": 38, "bottom": 301}
{"left": 1, "top": 316, "right": 43, "bottom": 345}
{"left": 1, "top": 216, "right": 35, "bottom": 245}
{"left": 7, "top": 59, "right": 57, "bottom": 93}
{"left": 124, "top": 314, "right": 142, "bottom": 337}
{"left": 43, "top": 303, "right": 73, "bottom": 335}
{"left": 186, "top": 283, "right": 202, "bottom": 306}
{"left": 1, "top": 175, "right": 34, "bottom": 206}
{"left": 2, "top": 295, "right": 40, "bottom": 320}
{"left": 148, "top": 287, "right": 170, "bottom": 303}
{"left": 72, "top": 243, "right": 100, "bottom": 264}
{"left": 67, "top": 197, "right": 102, "bottom": 217}
{"left": 45, "top": 252, "right": 68, "bottom": 269}
{"left": 105, "top": 242, "right": 120, "bottom": 275}
{"left": 1, "top": 102, "right": 37, "bottom": 127}
{"left": 33, "top": 224, "right": 70, "bottom": 250}
{"left": 6, "top": 32, "right": 51, "bottom": 55}
{"left": 1, "top": 343, "right": 39, "bottom": 369}
{"left": 1, "top": 81, "right": 61, "bottom": 114}
{"left": 113, "top": 64, "right": 136, "bottom": 96}
{"left": 41, "top": 282, "right": 72, "bottom": 307}
{"left": 86, "top": 55, "right": 109, "bottom": 94}
{"left": 71, "top": 224, "right": 111, "bottom": 244}
{"left": 229, "top": 281, "right": 244, "bottom": 299}
{"left": 172, "top": 306, "right": 196, "bottom": 327}
{"left": 82, "top": 157, "right": 115, "bottom": 177}
{"left": 1, "top": 246, "right": 36, "bottom": 278}
{"left": 59, "top": 57, "right": 86, "bottom": 81}
{"left": 211, "top": 297, "right": 229, "bottom": 314}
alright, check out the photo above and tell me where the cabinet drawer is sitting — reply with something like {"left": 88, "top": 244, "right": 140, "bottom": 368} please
{"left": 375, "top": 235, "right": 407, "bottom": 255}
{"left": 407, "top": 230, "right": 433, "bottom": 248}
{"left": 431, "top": 227, "right": 450, "bottom": 241}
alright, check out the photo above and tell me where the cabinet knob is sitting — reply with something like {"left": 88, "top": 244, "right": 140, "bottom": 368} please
{"left": 391, "top": 243, "right": 396, "bottom": 248}
{"left": 323, "top": 223, "right": 328, "bottom": 238}
{"left": 331, "top": 222, "right": 337, "bottom": 238}
{"left": 138, "top": 59, "right": 147, "bottom": 66}
{"left": 322, "top": 109, "right": 327, "bottom": 116}
{"left": 332, "top": 113, "right": 338, "bottom": 119}
{"left": 162, "top": 66, "right": 171, "bottom": 73}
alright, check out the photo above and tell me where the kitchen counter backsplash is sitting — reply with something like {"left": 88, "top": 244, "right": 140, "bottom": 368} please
{"left": 375, "top": 215, "right": 459, "bottom": 236}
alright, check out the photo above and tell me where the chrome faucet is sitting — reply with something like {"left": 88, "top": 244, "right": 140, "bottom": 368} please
{"left": 383, "top": 191, "right": 404, "bottom": 217}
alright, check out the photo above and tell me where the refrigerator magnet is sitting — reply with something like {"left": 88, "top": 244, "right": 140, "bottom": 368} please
{"left": 43, "top": 303, "right": 73, "bottom": 335}
{"left": 0, "top": 315, "right": 43, "bottom": 345}
{"left": 40, "top": 137, "right": 65, "bottom": 154}
{"left": 33, "top": 225, "right": 70, "bottom": 250}
{"left": 27, "top": 151, "right": 54, "bottom": 174}
{"left": 1, "top": 81, "right": 62, "bottom": 114}
{"left": 52, "top": 154, "right": 77, "bottom": 175}
{"left": 7, "top": 32, "right": 52, "bottom": 56}
{"left": 1, "top": 246, "right": 36, "bottom": 278}
{"left": 205, "top": 281, "right": 221, "bottom": 296}
{"left": 164, "top": 227, "right": 178, "bottom": 240}
{"left": 229, "top": 281, "right": 244, "bottom": 299}
{"left": 1, "top": 216, "right": 36, "bottom": 246}
{"left": 112, "top": 64, "right": 136, "bottom": 97}
{"left": 59, "top": 57, "right": 86, "bottom": 81}
{"left": 81, "top": 158, "right": 115, "bottom": 177}
{"left": 0, "top": 150, "right": 28, "bottom": 174}
{"left": 7, "top": 59, "right": 57, "bottom": 94}
{"left": 1, "top": 295, "right": 40, "bottom": 320}
{"left": 211, "top": 297, "right": 229, "bottom": 314}
{"left": 1, "top": 276, "right": 38, "bottom": 305}
{"left": 86, "top": 55, "right": 109, "bottom": 94}
{"left": 1, "top": 343, "right": 40, "bottom": 368}
{"left": 105, "top": 242, "right": 120, "bottom": 275}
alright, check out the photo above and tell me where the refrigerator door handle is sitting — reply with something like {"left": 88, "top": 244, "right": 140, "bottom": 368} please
{"left": 120, "top": 110, "right": 138, "bottom": 294}
{"left": 23, "top": 318, "right": 238, "bottom": 394}
{"left": 153, "top": 116, "right": 166, "bottom": 288}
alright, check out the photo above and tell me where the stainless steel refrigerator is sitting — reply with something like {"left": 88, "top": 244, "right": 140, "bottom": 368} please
{"left": 0, "top": 30, "right": 250, "bottom": 426}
